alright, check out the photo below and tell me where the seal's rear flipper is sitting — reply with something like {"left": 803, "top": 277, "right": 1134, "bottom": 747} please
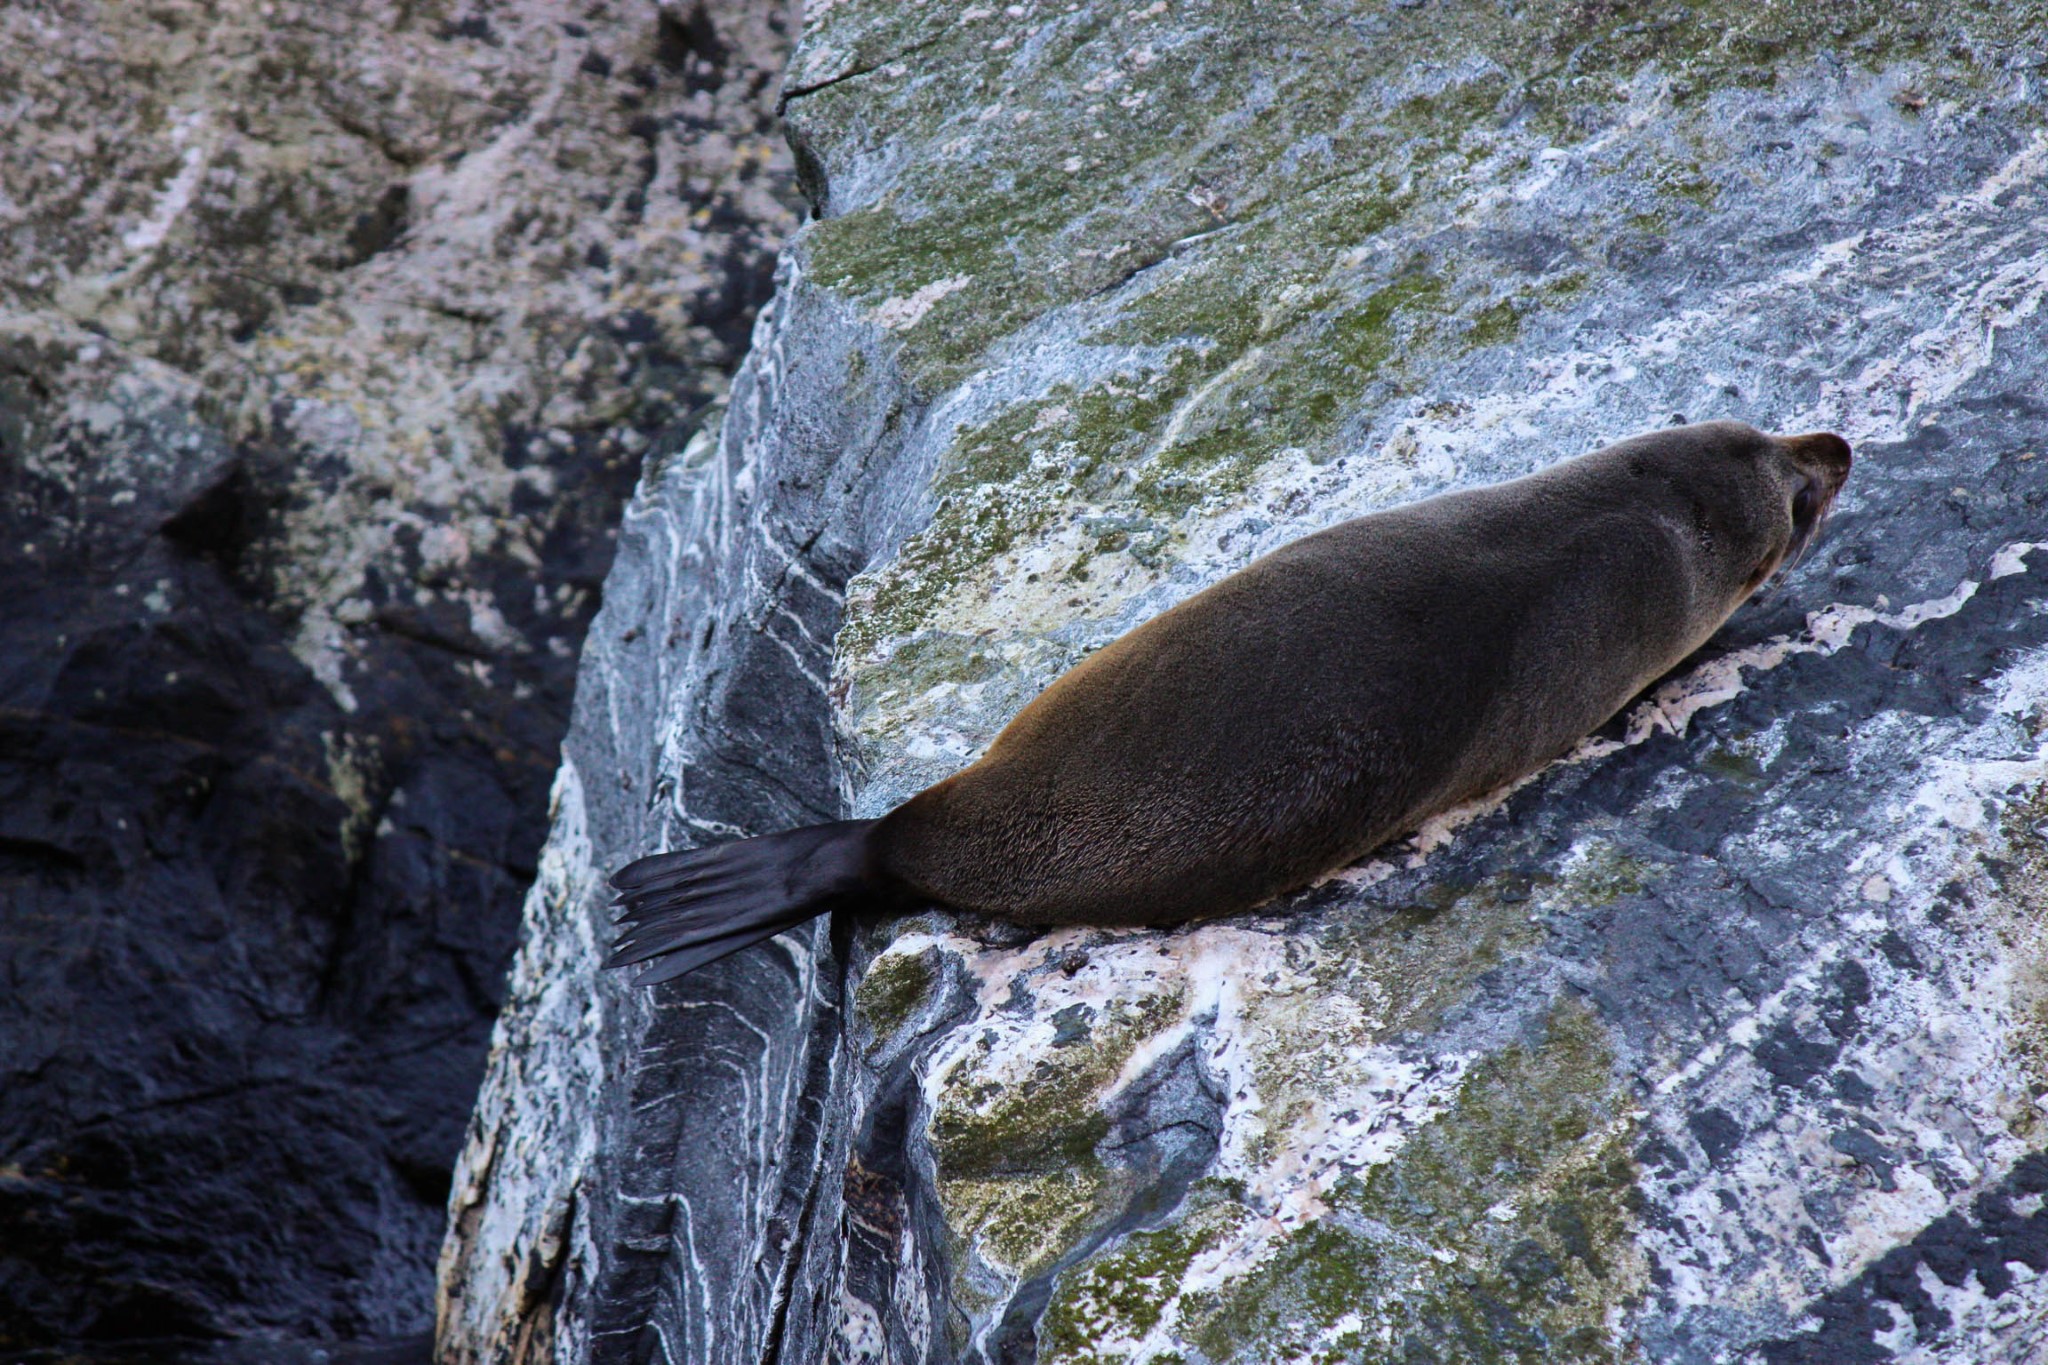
{"left": 606, "top": 819, "right": 880, "bottom": 985}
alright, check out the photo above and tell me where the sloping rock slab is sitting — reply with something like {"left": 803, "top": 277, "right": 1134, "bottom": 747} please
{"left": 443, "top": 1, "right": 2048, "bottom": 1361}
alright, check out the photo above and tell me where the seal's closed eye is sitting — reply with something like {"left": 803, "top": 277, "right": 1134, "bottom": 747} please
{"left": 1792, "top": 477, "right": 1820, "bottom": 528}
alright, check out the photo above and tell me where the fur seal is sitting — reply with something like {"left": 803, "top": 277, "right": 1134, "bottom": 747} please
{"left": 610, "top": 420, "right": 1852, "bottom": 982}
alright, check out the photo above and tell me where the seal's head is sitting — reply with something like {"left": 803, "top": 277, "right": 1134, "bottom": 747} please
{"left": 1773, "top": 427, "right": 1854, "bottom": 574}
{"left": 1610, "top": 419, "right": 1853, "bottom": 604}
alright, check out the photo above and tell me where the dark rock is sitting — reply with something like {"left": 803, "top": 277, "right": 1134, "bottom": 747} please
{"left": 0, "top": 0, "right": 800, "bottom": 1356}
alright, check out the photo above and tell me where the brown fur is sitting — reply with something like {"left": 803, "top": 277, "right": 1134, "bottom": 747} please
{"left": 869, "top": 421, "right": 1852, "bottom": 924}
{"left": 609, "top": 421, "right": 1851, "bottom": 981}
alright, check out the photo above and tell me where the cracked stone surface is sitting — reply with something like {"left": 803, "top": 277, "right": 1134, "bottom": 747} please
{"left": 442, "top": 0, "right": 2048, "bottom": 1361}
{"left": 0, "top": 0, "right": 798, "bottom": 1357}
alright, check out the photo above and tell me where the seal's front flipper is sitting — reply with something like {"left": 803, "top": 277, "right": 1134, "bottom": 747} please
{"left": 606, "top": 819, "right": 880, "bottom": 985}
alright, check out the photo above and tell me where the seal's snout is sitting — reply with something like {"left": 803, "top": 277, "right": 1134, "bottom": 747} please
{"left": 1771, "top": 430, "right": 1853, "bottom": 580}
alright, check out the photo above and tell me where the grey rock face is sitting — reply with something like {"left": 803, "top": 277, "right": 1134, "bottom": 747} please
{"left": 0, "top": 0, "right": 797, "bottom": 1355}
{"left": 444, "top": 1, "right": 2048, "bottom": 1362}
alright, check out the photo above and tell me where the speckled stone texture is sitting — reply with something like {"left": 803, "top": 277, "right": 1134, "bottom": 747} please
{"left": 444, "top": 1, "right": 2048, "bottom": 1362}
{"left": 0, "top": 0, "right": 797, "bottom": 1357}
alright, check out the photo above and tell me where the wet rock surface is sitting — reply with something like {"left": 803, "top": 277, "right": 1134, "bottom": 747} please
{"left": 0, "top": 0, "right": 798, "bottom": 1357}
{"left": 446, "top": 0, "right": 2048, "bottom": 1362}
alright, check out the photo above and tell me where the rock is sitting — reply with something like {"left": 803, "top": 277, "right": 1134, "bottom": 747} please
{"left": 444, "top": 1, "right": 2048, "bottom": 1362}
{"left": 0, "top": 0, "right": 798, "bottom": 1355}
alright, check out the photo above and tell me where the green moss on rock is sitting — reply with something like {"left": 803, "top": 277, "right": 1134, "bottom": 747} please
{"left": 944, "top": 1167, "right": 1118, "bottom": 1281}
{"left": 931, "top": 985, "right": 1188, "bottom": 1278}
{"left": 1555, "top": 843, "right": 1658, "bottom": 908}
{"left": 796, "top": 0, "right": 2045, "bottom": 399}
{"left": 1039, "top": 1194, "right": 1255, "bottom": 1363}
{"left": 933, "top": 988, "right": 1185, "bottom": 1178}
{"left": 1036, "top": 999, "right": 1643, "bottom": 1363}
{"left": 855, "top": 945, "right": 939, "bottom": 1042}
{"left": 1322, "top": 872, "right": 1554, "bottom": 1041}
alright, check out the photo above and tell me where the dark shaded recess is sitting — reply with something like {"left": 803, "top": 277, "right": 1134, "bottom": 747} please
{"left": 0, "top": 402, "right": 561, "bottom": 1354}
{"left": 1687, "top": 1107, "right": 1744, "bottom": 1167}
{"left": 597, "top": 311, "right": 725, "bottom": 429}
{"left": 0, "top": 52, "right": 803, "bottom": 1339}
{"left": 1759, "top": 1153, "right": 2048, "bottom": 1364}
{"left": 503, "top": 425, "right": 654, "bottom": 595}
{"left": 341, "top": 184, "right": 411, "bottom": 268}
{"left": 656, "top": 2, "right": 731, "bottom": 95}
{"left": 837, "top": 954, "right": 983, "bottom": 1363}
{"left": 783, "top": 118, "right": 831, "bottom": 217}
{"left": 681, "top": 217, "right": 781, "bottom": 353}
{"left": 436, "top": 15, "right": 497, "bottom": 45}
{"left": 0, "top": 128, "right": 773, "bottom": 1351}
{"left": 160, "top": 463, "right": 256, "bottom": 571}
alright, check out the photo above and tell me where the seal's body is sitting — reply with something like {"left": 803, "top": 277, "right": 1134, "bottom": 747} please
{"left": 611, "top": 421, "right": 1852, "bottom": 982}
